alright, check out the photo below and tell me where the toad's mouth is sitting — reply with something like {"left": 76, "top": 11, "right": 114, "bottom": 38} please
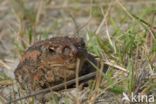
{"left": 47, "top": 57, "right": 86, "bottom": 70}
{"left": 49, "top": 63, "right": 76, "bottom": 70}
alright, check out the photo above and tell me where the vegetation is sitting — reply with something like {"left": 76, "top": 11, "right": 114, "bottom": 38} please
{"left": 0, "top": 0, "right": 155, "bottom": 103}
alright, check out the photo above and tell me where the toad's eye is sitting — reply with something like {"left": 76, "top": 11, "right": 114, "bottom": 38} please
{"left": 48, "top": 47, "right": 55, "bottom": 55}
{"left": 63, "top": 47, "right": 71, "bottom": 56}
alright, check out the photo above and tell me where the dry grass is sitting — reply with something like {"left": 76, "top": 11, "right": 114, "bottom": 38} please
{"left": 0, "top": 0, "right": 156, "bottom": 104}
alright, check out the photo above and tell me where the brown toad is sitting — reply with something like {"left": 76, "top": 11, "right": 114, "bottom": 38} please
{"left": 14, "top": 36, "right": 97, "bottom": 92}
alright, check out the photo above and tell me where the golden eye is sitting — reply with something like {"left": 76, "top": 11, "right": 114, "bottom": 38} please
{"left": 48, "top": 47, "right": 55, "bottom": 55}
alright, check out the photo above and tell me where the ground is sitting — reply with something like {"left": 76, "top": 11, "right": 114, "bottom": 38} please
{"left": 0, "top": 0, "right": 156, "bottom": 104}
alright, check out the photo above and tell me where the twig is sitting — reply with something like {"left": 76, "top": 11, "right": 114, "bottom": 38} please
{"left": 0, "top": 80, "right": 13, "bottom": 87}
{"left": 116, "top": 0, "right": 135, "bottom": 20}
{"left": 72, "top": 16, "right": 92, "bottom": 36}
{"left": 0, "top": 60, "right": 11, "bottom": 70}
{"left": 148, "top": 74, "right": 156, "bottom": 79}
{"left": 7, "top": 72, "right": 96, "bottom": 104}
{"left": 0, "top": 93, "right": 7, "bottom": 104}
{"left": 69, "top": 13, "right": 80, "bottom": 35}
{"left": 35, "top": 0, "right": 44, "bottom": 27}
{"left": 76, "top": 58, "right": 80, "bottom": 104}
{"left": 95, "top": 2, "right": 112, "bottom": 34}
{"left": 104, "top": 61, "right": 129, "bottom": 73}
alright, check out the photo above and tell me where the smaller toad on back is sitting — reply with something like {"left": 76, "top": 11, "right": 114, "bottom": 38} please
{"left": 14, "top": 36, "right": 96, "bottom": 92}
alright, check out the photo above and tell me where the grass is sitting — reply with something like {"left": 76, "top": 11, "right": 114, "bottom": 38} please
{"left": 0, "top": 0, "right": 156, "bottom": 104}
